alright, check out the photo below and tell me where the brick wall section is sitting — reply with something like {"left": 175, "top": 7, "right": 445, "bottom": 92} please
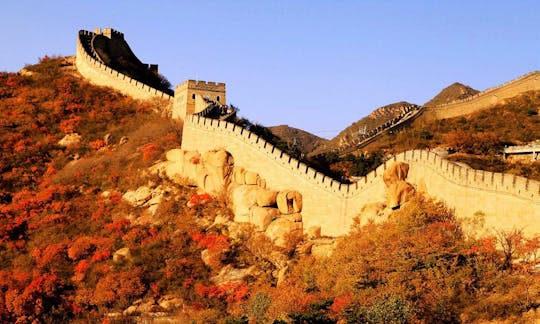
{"left": 422, "top": 71, "right": 540, "bottom": 120}
{"left": 182, "top": 114, "right": 540, "bottom": 236}
{"left": 75, "top": 30, "right": 173, "bottom": 102}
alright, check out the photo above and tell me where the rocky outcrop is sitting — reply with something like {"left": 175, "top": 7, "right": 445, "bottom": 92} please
{"left": 383, "top": 162, "right": 415, "bottom": 209}
{"left": 383, "top": 162, "right": 409, "bottom": 186}
{"left": 265, "top": 218, "right": 303, "bottom": 248}
{"left": 158, "top": 148, "right": 305, "bottom": 247}
{"left": 276, "top": 190, "right": 302, "bottom": 214}
{"left": 58, "top": 133, "right": 82, "bottom": 147}
{"left": 387, "top": 180, "right": 416, "bottom": 210}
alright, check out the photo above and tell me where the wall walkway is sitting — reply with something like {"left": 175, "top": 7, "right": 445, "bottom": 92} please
{"left": 182, "top": 113, "right": 540, "bottom": 237}
{"left": 75, "top": 30, "right": 173, "bottom": 102}
{"left": 422, "top": 71, "right": 540, "bottom": 120}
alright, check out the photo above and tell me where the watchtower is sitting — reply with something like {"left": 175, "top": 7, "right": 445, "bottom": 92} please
{"left": 173, "top": 80, "right": 226, "bottom": 119}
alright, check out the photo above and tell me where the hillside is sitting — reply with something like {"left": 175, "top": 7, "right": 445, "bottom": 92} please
{"left": 1, "top": 57, "right": 540, "bottom": 323}
{"left": 311, "top": 101, "right": 415, "bottom": 156}
{"left": 424, "top": 82, "right": 479, "bottom": 106}
{"left": 268, "top": 124, "right": 327, "bottom": 154}
{"left": 364, "top": 90, "right": 540, "bottom": 180}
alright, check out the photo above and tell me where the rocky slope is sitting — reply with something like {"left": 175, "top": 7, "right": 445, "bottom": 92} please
{"left": 311, "top": 101, "right": 415, "bottom": 156}
{"left": 424, "top": 82, "right": 479, "bottom": 106}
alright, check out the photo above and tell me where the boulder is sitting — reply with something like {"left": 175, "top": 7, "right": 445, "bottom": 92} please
{"left": 276, "top": 190, "right": 302, "bottom": 214}
{"left": 231, "top": 185, "right": 260, "bottom": 223}
{"left": 158, "top": 295, "right": 183, "bottom": 311}
{"left": 164, "top": 161, "right": 184, "bottom": 180}
{"left": 265, "top": 218, "right": 303, "bottom": 248}
{"left": 244, "top": 171, "right": 259, "bottom": 185}
{"left": 250, "top": 206, "right": 280, "bottom": 231}
{"left": 119, "top": 136, "right": 128, "bottom": 145}
{"left": 201, "top": 249, "right": 222, "bottom": 267}
{"left": 387, "top": 180, "right": 415, "bottom": 210}
{"left": 103, "top": 133, "right": 112, "bottom": 146}
{"left": 203, "top": 149, "right": 233, "bottom": 168}
{"left": 148, "top": 161, "right": 167, "bottom": 177}
{"left": 146, "top": 190, "right": 163, "bottom": 215}
{"left": 257, "top": 177, "right": 267, "bottom": 189}
{"left": 311, "top": 239, "right": 337, "bottom": 258}
{"left": 227, "top": 222, "right": 252, "bottom": 241}
{"left": 113, "top": 247, "right": 132, "bottom": 263}
{"left": 58, "top": 133, "right": 82, "bottom": 147}
{"left": 182, "top": 151, "right": 201, "bottom": 180}
{"left": 211, "top": 265, "right": 255, "bottom": 285}
{"left": 123, "top": 186, "right": 152, "bottom": 206}
{"left": 256, "top": 189, "right": 278, "bottom": 207}
{"left": 307, "top": 226, "right": 321, "bottom": 239}
{"left": 282, "top": 213, "right": 302, "bottom": 222}
{"left": 232, "top": 167, "right": 246, "bottom": 185}
{"left": 166, "top": 148, "right": 185, "bottom": 162}
{"left": 192, "top": 150, "right": 234, "bottom": 194}
{"left": 383, "top": 162, "right": 409, "bottom": 186}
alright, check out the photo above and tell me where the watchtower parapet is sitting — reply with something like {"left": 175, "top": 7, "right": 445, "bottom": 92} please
{"left": 172, "top": 79, "right": 226, "bottom": 120}
{"left": 93, "top": 28, "right": 125, "bottom": 40}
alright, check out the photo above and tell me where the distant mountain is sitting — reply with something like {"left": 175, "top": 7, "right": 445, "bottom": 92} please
{"left": 425, "top": 82, "right": 479, "bottom": 106}
{"left": 310, "top": 101, "right": 415, "bottom": 156}
{"left": 268, "top": 125, "right": 327, "bottom": 154}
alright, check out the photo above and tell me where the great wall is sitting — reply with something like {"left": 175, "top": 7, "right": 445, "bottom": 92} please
{"left": 75, "top": 28, "right": 540, "bottom": 237}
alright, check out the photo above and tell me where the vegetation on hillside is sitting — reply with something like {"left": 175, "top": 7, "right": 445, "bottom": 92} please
{"left": 1, "top": 57, "right": 539, "bottom": 323}
{"left": 230, "top": 196, "right": 540, "bottom": 323}
{"left": 365, "top": 90, "right": 540, "bottom": 180}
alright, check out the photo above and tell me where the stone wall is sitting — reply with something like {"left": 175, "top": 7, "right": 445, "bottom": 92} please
{"left": 75, "top": 30, "right": 173, "bottom": 102}
{"left": 422, "top": 71, "right": 540, "bottom": 120}
{"left": 172, "top": 80, "right": 226, "bottom": 119}
{"left": 182, "top": 114, "right": 540, "bottom": 237}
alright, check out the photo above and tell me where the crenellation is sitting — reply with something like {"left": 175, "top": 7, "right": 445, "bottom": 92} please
{"left": 76, "top": 29, "right": 173, "bottom": 103}
{"left": 77, "top": 27, "right": 540, "bottom": 236}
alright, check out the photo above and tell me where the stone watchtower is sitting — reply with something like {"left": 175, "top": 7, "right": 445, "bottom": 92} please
{"left": 172, "top": 80, "right": 226, "bottom": 119}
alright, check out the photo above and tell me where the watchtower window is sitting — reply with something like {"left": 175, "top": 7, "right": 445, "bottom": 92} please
{"left": 192, "top": 94, "right": 196, "bottom": 100}
{"left": 217, "top": 96, "right": 220, "bottom": 102}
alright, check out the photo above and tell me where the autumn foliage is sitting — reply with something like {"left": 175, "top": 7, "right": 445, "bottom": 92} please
{"left": 1, "top": 56, "right": 540, "bottom": 323}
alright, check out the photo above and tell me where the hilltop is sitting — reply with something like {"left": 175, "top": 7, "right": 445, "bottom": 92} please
{"left": 363, "top": 90, "right": 540, "bottom": 180}
{"left": 268, "top": 124, "right": 327, "bottom": 154}
{"left": 311, "top": 101, "right": 415, "bottom": 156}
{"left": 424, "top": 82, "right": 479, "bottom": 106}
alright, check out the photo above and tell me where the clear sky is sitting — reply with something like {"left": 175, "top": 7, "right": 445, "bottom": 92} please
{"left": 1, "top": 1, "right": 539, "bottom": 138}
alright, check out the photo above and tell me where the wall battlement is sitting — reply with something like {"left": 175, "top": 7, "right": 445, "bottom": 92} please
{"left": 93, "top": 28, "right": 124, "bottom": 40}
{"left": 183, "top": 109, "right": 540, "bottom": 236}
{"left": 422, "top": 71, "right": 540, "bottom": 120}
{"left": 334, "top": 71, "right": 540, "bottom": 154}
{"left": 76, "top": 30, "right": 173, "bottom": 102}
{"left": 74, "top": 27, "right": 540, "bottom": 236}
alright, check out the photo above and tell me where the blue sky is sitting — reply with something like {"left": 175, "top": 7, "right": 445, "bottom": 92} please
{"left": 1, "top": 1, "right": 539, "bottom": 138}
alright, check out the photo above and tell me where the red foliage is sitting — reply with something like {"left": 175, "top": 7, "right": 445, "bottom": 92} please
{"left": 104, "top": 219, "right": 131, "bottom": 232}
{"left": 191, "top": 233, "right": 229, "bottom": 252}
{"left": 89, "top": 139, "right": 105, "bottom": 150}
{"left": 141, "top": 143, "right": 159, "bottom": 162}
{"left": 330, "top": 293, "right": 353, "bottom": 315}
{"left": 195, "top": 281, "right": 248, "bottom": 303}
{"left": 59, "top": 115, "right": 82, "bottom": 134}
{"left": 187, "top": 193, "right": 212, "bottom": 207}
{"left": 93, "top": 268, "right": 145, "bottom": 308}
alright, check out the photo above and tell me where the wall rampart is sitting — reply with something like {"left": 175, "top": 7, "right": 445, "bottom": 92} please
{"left": 182, "top": 112, "right": 540, "bottom": 236}
{"left": 422, "top": 71, "right": 540, "bottom": 120}
{"left": 75, "top": 31, "right": 173, "bottom": 102}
